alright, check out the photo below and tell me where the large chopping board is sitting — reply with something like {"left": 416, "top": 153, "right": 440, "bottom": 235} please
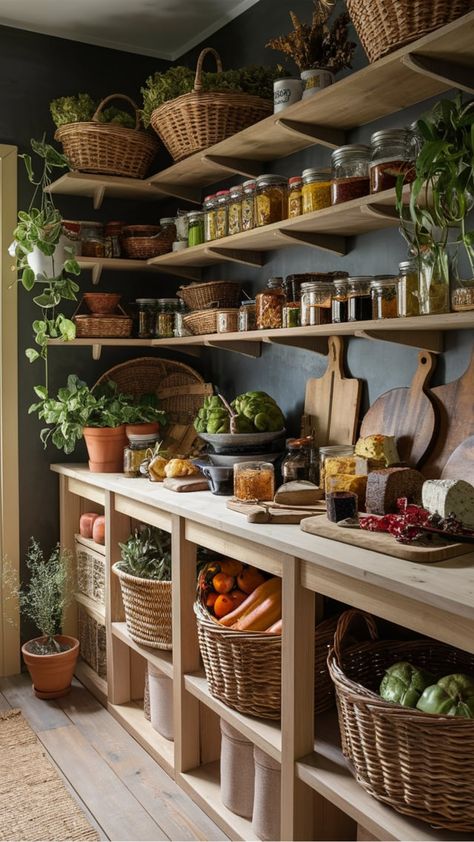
{"left": 301, "top": 336, "right": 361, "bottom": 445}
{"left": 359, "top": 350, "right": 437, "bottom": 467}
{"left": 227, "top": 498, "right": 326, "bottom": 523}
{"left": 300, "top": 515, "right": 473, "bottom": 562}
{"left": 440, "top": 436, "right": 474, "bottom": 485}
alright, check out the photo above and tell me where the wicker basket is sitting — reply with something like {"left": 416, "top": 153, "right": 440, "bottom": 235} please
{"left": 327, "top": 609, "right": 474, "bottom": 831}
{"left": 78, "top": 605, "right": 107, "bottom": 679}
{"left": 149, "top": 48, "right": 272, "bottom": 162}
{"left": 75, "top": 540, "right": 105, "bottom": 605}
{"left": 183, "top": 310, "right": 218, "bottom": 336}
{"left": 113, "top": 563, "right": 172, "bottom": 650}
{"left": 55, "top": 94, "right": 159, "bottom": 178}
{"left": 74, "top": 308, "right": 132, "bottom": 338}
{"left": 177, "top": 281, "right": 242, "bottom": 311}
{"left": 347, "top": 0, "right": 472, "bottom": 63}
{"left": 121, "top": 224, "right": 174, "bottom": 260}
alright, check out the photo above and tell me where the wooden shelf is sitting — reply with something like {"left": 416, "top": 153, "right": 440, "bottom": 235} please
{"left": 178, "top": 760, "right": 255, "bottom": 841}
{"left": 75, "top": 658, "right": 107, "bottom": 705}
{"left": 74, "top": 533, "right": 106, "bottom": 556}
{"left": 75, "top": 591, "right": 106, "bottom": 623}
{"left": 78, "top": 256, "right": 201, "bottom": 284}
{"left": 184, "top": 671, "right": 281, "bottom": 761}
{"left": 108, "top": 700, "right": 175, "bottom": 778}
{"left": 112, "top": 621, "right": 173, "bottom": 678}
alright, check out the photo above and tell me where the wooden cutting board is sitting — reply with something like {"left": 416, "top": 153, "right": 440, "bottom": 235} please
{"left": 359, "top": 350, "right": 437, "bottom": 467}
{"left": 227, "top": 499, "right": 325, "bottom": 523}
{"left": 301, "top": 335, "right": 361, "bottom": 445}
{"left": 163, "top": 476, "right": 209, "bottom": 492}
{"left": 300, "top": 515, "right": 473, "bottom": 562}
{"left": 441, "top": 435, "right": 474, "bottom": 485}
{"left": 423, "top": 350, "right": 474, "bottom": 479}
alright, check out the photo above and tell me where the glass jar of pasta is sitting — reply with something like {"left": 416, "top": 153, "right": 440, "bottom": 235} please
{"left": 256, "top": 277, "right": 286, "bottom": 329}
{"left": 203, "top": 194, "right": 217, "bottom": 242}
{"left": 302, "top": 168, "right": 331, "bottom": 213}
{"left": 228, "top": 185, "right": 243, "bottom": 235}
{"left": 255, "top": 174, "right": 287, "bottom": 227}
{"left": 215, "top": 190, "right": 230, "bottom": 239}
{"left": 241, "top": 179, "right": 256, "bottom": 231}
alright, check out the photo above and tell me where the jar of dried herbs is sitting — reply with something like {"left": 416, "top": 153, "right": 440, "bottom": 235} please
{"left": 228, "top": 185, "right": 243, "bottom": 235}
{"left": 398, "top": 259, "right": 420, "bottom": 317}
{"left": 215, "top": 190, "right": 230, "bottom": 239}
{"left": 255, "top": 174, "right": 287, "bottom": 227}
{"left": 282, "top": 301, "right": 300, "bottom": 328}
{"left": 155, "top": 298, "right": 179, "bottom": 338}
{"left": 203, "top": 194, "right": 217, "bottom": 242}
{"left": 238, "top": 300, "right": 257, "bottom": 332}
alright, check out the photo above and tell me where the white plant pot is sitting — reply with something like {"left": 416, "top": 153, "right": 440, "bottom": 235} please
{"left": 27, "top": 233, "right": 76, "bottom": 277}
{"left": 301, "top": 68, "right": 335, "bottom": 99}
{"left": 273, "top": 78, "right": 304, "bottom": 113}
{"left": 148, "top": 663, "right": 174, "bottom": 740}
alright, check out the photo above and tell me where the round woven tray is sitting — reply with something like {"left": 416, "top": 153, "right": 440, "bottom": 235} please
{"left": 177, "top": 281, "right": 242, "bottom": 311}
{"left": 113, "top": 563, "right": 172, "bottom": 650}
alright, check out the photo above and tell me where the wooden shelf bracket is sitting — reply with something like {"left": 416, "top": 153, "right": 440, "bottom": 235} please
{"left": 204, "top": 340, "right": 261, "bottom": 358}
{"left": 355, "top": 329, "right": 443, "bottom": 353}
{"left": 401, "top": 53, "right": 474, "bottom": 95}
{"left": 201, "top": 154, "right": 263, "bottom": 178}
{"left": 360, "top": 203, "right": 400, "bottom": 223}
{"left": 92, "top": 343, "right": 102, "bottom": 360}
{"left": 204, "top": 247, "right": 265, "bottom": 267}
{"left": 152, "top": 265, "right": 202, "bottom": 282}
{"left": 276, "top": 118, "right": 345, "bottom": 150}
{"left": 93, "top": 185, "right": 106, "bottom": 210}
{"left": 276, "top": 229, "right": 347, "bottom": 256}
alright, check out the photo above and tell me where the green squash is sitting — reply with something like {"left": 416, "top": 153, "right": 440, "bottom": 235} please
{"left": 416, "top": 673, "right": 474, "bottom": 717}
{"left": 379, "top": 661, "right": 435, "bottom": 708}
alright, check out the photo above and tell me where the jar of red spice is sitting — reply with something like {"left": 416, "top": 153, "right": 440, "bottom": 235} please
{"left": 330, "top": 145, "right": 371, "bottom": 205}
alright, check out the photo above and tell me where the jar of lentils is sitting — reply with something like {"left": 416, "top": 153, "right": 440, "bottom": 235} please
{"left": 331, "top": 145, "right": 371, "bottom": 205}
{"left": 215, "top": 190, "right": 230, "bottom": 239}
{"left": 371, "top": 276, "right": 399, "bottom": 320}
{"left": 203, "top": 194, "right": 217, "bottom": 242}
{"left": 255, "top": 174, "right": 287, "bottom": 227}
{"left": 302, "top": 168, "right": 332, "bottom": 213}
{"left": 256, "top": 277, "right": 286, "bottom": 329}
{"left": 287, "top": 176, "right": 303, "bottom": 218}
{"left": 241, "top": 179, "right": 256, "bottom": 231}
{"left": 300, "top": 281, "right": 334, "bottom": 326}
{"left": 370, "top": 128, "right": 415, "bottom": 193}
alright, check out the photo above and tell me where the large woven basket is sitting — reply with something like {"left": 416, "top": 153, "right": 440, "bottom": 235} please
{"left": 150, "top": 48, "right": 272, "bottom": 162}
{"left": 347, "top": 0, "right": 472, "bottom": 63}
{"left": 177, "top": 281, "right": 242, "bottom": 310}
{"left": 113, "top": 563, "right": 172, "bottom": 650}
{"left": 55, "top": 94, "right": 159, "bottom": 178}
{"left": 327, "top": 609, "right": 474, "bottom": 831}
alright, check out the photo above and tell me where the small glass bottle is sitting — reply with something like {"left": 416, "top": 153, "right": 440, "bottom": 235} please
{"left": 287, "top": 176, "right": 303, "bottom": 218}
{"left": 124, "top": 433, "right": 160, "bottom": 478}
{"left": 155, "top": 298, "right": 179, "bottom": 338}
{"left": 255, "top": 174, "right": 288, "bottom": 227}
{"left": 300, "top": 281, "right": 334, "bottom": 326}
{"left": 302, "top": 168, "right": 332, "bottom": 213}
{"left": 398, "top": 259, "right": 420, "bottom": 317}
{"left": 228, "top": 185, "right": 243, "bottom": 235}
{"left": 256, "top": 277, "right": 286, "bottom": 329}
{"left": 331, "top": 145, "right": 371, "bottom": 205}
{"left": 241, "top": 179, "right": 256, "bottom": 231}
{"left": 238, "top": 300, "right": 257, "bottom": 332}
{"left": 371, "top": 276, "right": 399, "bottom": 320}
{"left": 347, "top": 277, "right": 373, "bottom": 322}
{"left": 187, "top": 211, "right": 204, "bottom": 247}
{"left": 233, "top": 461, "right": 275, "bottom": 502}
{"left": 203, "top": 194, "right": 217, "bottom": 242}
{"left": 282, "top": 301, "right": 300, "bottom": 328}
{"left": 331, "top": 278, "right": 349, "bottom": 323}
{"left": 370, "top": 128, "right": 415, "bottom": 193}
{"left": 215, "top": 190, "right": 230, "bottom": 239}
{"left": 136, "top": 298, "right": 156, "bottom": 338}
{"left": 281, "top": 438, "right": 312, "bottom": 482}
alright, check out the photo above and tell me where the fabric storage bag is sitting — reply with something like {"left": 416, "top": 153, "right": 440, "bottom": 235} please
{"left": 252, "top": 746, "right": 281, "bottom": 841}
{"left": 220, "top": 719, "right": 254, "bottom": 818}
{"left": 148, "top": 663, "right": 174, "bottom": 740}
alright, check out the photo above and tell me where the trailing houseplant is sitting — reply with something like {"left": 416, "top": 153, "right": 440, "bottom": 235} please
{"left": 50, "top": 93, "right": 136, "bottom": 128}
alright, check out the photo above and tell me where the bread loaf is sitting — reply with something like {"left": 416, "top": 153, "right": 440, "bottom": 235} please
{"left": 366, "top": 467, "right": 424, "bottom": 515}
{"left": 422, "top": 479, "right": 474, "bottom": 529}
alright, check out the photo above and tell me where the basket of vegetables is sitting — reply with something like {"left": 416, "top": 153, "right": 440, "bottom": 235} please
{"left": 327, "top": 609, "right": 474, "bottom": 831}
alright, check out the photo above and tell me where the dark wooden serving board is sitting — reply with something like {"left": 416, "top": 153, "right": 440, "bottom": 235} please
{"left": 423, "top": 351, "right": 474, "bottom": 479}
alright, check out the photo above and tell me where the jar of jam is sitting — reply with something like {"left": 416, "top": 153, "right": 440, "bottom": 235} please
{"left": 241, "top": 180, "right": 256, "bottom": 231}
{"left": 256, "top": 277, "right": 286, "bottom": 329}
{"left": 203, "top": 194, "right": 217, "bottom": 242}
{"left": 228, "top": 185, "right": 243, "bottom": 235}
{"left": 330, "top": 145, "right": 371, "bottom": 205}
{"left": 371, "top": 276, "right": 399, "bottom": 320}
{"left": 398, "top": 259, "right": 420, "bottom": 317}
{"left": 282, "top": 301, "right": 300, "bottom": 327}
{"left": 187, "top": 211, "right": 204, "bottom": 247}
{"left": 370, "top": 129, "right": 415, "bottom": 193}
{"left": 287, "top": 176, "right": 303, "bottom": 218}
{"left": 215, "top": 190, "right": 230, "bottom": 239}
{"left": 155, "top": 298, "right": 179, "bottom": 338}
{"left": 282, "top": 438, "right": 312, "bottom": 482}
{"left": 234, "top": 461, "right": 275, "bottom": 502}
{"left": 136, "top": 299, "right": 156, "bottom": 338}
{"left": 300, "top": 281, "right": 334, "bottom": 326}
{"left": 331, "top": 278, "right": 349, "bottom": 323}
{"left": 255, "top": 174, "right": 287, "bottom": 227}
{"left": 238, "top": 300, "right": 256, "bottom": 332}
{"left": 302, "top": 168, "right": 331, "bottom": 213}
{"left": 347, "top": 276, "right": 373, "bottom": 322}
{"left": 80, "top": 220, "right": 105, "bottom": 257}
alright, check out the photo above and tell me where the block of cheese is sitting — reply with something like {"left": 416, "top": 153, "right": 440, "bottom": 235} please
{"left": 366, "top": 467, "right": 424, "bottom": 515}
{"left": 325, "top": 474, "right": 367, "bottom": 508}
{"left": 355, "top": 434, "right": 400, "bottom": 467}
{"left": 274, "top": 481, "right": 323, "bottom": 506}
{"left": 325, "top": 456, "right": 357, "bottom": 478}
{"left": 355, "top": 457, "right": 386, "bottom": 475}
{"left": 422, "top": 479, "right": 474, "bottom": 529}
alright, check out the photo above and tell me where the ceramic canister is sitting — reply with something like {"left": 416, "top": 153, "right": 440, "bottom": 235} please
{"left": 301, "top": 68, "right": 335, "bottom": 99}
{"left": 273, "top": 78, "right": 304, "bottom": 113}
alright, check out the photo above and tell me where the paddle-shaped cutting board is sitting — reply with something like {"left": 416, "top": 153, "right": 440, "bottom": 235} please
{"left": 301, "top": 335, "right": 362, "bottom": 445}
{"left": 441, "top": 436, "right": 474, "bottom": 485}
{"left": 359, "top": 350, "right": 437, "bottom": 467}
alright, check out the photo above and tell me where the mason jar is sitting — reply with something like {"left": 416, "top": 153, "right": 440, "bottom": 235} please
{"left": 371, "top": 276, "right": 399, "bottom": 320}
{"left": 136, "top": 299, "right": 156, "bottom": 338}
{"left": 331, "top": 145, "right": 371, "bottom": 205}
{"left": 238, "top": 300, "right": 257, "bottom": 332}
{"left": 187, "top": 211, "right": 204, "bottom": 247}
{"left": 255, "top": 174, "right": 287, "bottom": 227}
{"left": 398, "top": 259, "right": 420, "bottom": 317}
{"left": 228, "top": 185, "right": 243, "bottom": 235}
{"left": 155, "top": 298, "right": 180, "bottom": 338}
{"left": 346, "top": 276, "right": 373, "bottom": 322}
{"left": 302, "top": 168, "right": 331, "bottom": 213}
{"left": 287, "top": 176, "right": 303, "bottom": 218}
{"left": 256, "top": 277, "right": 286, "bottom": 329}
{"left": 370, "top": 128, "right": 415, "bottom": 193}
{"left": 300, "top": 281, "right": 334, "bottom": 326}
{"left": 331, "top": 278, "right": 349, "bottom": 323}
{"left": 241, "top": 180, "right": 256, "bottom": 231}
{"left": 203, "top": 194, "right": 217, "bottom": 242}
{"left": 215, "top": 190, "right": 230, "bottom": 239}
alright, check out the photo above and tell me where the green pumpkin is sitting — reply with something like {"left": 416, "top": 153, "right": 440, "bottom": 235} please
{"left": 416, "top": 673, "right": 474, "bottom": 717}
{"left": 379, "top": 661, "right": 435, "bottom": 708}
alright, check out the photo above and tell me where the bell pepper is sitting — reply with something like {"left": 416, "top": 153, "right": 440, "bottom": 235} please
{"left": 416, "top": 673, "right": 474, "bottom": 717}
{"left": 379, "top": 661, "right": 435, "bottom": 708}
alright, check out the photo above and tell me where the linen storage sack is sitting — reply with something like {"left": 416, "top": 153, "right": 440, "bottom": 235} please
{"left": 148, "top": 663, "right": 174, "bottom": 740}
{"left": 252, "top": 746, "right": 281, "bottom": 841}
{"left": 219, "top": 718, "right": 254, "bottom": 819}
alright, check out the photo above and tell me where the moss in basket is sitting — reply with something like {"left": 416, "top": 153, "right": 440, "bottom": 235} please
{"left": 118, "top": 525, "right": 171, "bottom": 581}
{"left": 50, "top": 94, "right": 135, "bottom": 128}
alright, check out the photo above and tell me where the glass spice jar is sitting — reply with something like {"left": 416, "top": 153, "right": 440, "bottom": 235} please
{"left": 370, "top": 128, "right": 415, "bottom": 194}
{"left": 287, "top": 176, "right": 303, "bottom": 218}
{"left": 331, "top": 278, "right": 349, "bottom": 323}
{"left": 238, "top": 300, "right": 257, "bottom": 332}
{"left": 281, "top": 437, "right": 312, "bottom": 482}
{"left": 203, "top": 194, "right": 217, "bottom": 242}
{"left": 347, "top": 276, "right": 373, "bottom": 322}
{"left": 136, "top": 299, "right": 156, "bottom": 338}
{"left": 124, "top": 433, "right": 160, "bottom": 478}
{"left": 331, "top": 145, "right": 371, "bottom": 205}
{"left": 300, "top": 281, "right": 334, "bottom": 326}
{"left": 255, "top": 174, "right": 288, "bottom": 227}
{"left": 371, "top": 276, "right": 399, "bottom": 320}
{"left": 188, "top": 211, "right": 204, "bottom": 247}
{"left": 241, "top": 179, "right": 256, "bottom": 231}
{"left": 302, "top": 168, "right": 332, "bottom": 213}
{"left": 228, "top": 185, "right": 243, "bottom": 235}
{"left": 398, "top": 259, "right": 420, "bottom": 317}
{"left": 234, "top": 461, "right": 275, "bottom": 502}
{"left": 215, "top": 190, "right": 230, "bottom": 239}
{"left": 159, "top": 217, "right": 177, "bottom": 245}
{"left": 282, "top": 300, "right": 300, "bottom": 328}
{"left": 256, "top": 277, "right": 286, "bottom": 329}
{"left": 80, "top": 220, "right": 105, "bottom": 257}
{"left": 155, "top": 298, "right": 179, "bottom": 338}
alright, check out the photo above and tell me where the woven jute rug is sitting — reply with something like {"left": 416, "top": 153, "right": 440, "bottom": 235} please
{"left": 0, "top": 709, "right": 99, "bottom": 841}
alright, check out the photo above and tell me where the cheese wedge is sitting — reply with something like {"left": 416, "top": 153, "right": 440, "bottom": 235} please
{"left": 355, "top": 434, "right": 400, "bottom": 466}
{"left": 422, "top": 479, "right": 474, "bottom": 529}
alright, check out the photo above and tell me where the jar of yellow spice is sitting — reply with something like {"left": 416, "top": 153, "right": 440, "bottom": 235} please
{"left": 302, "top": 168, "right": 331, "bottom": 214}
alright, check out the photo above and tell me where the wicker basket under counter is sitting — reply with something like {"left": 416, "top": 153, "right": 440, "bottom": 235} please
{"left": 75, "top": 536, "right": 105, "bottom": 606}
{"left": 78, "top": 605, "right": 107, "bottom": 680}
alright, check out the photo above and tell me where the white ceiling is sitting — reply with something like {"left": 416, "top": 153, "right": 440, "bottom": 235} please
{"left": 0, "top": 0, "right": 260, "bottom": 60}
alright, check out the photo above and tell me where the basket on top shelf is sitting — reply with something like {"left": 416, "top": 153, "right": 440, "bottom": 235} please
{"left": 121, "top": 223, "right": 175, "bottom": 260}
{"left": 55, "top": 94, "right": 159, "bottom": 178}
{"left": 346, "top": 0, "right": 471, "bottom": 63}
{"left": 149, "top": 48, "right": 272, "bottom": 162}
{"left": 327, "top": 609, "right": 474, "bottom": 832}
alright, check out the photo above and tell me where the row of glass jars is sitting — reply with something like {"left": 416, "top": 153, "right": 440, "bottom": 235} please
{"left": 136, "top": 298, "right": 189, "bottom": 338}
{"left": 331, "top": 128, "right": 415, "bottom": 204}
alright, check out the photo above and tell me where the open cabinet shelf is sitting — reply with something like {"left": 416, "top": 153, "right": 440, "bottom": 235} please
{"left": 108, "top": 700, "right": 175, "bottom": 777}
{"left": 111, "top": 622, "right": 173, "bottom": 678}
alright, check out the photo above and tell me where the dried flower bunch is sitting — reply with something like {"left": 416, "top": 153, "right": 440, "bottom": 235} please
{"left": 266, "top": 0, "right": 356, "bottom": 74}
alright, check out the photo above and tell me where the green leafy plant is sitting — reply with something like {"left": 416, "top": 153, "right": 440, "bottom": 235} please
{"left": 50, "top": 93, "right": 135, "bottom": 128}
{"left": 118, "top": 525, "right": 172, "bottom": 580}
{"left": 19, "top": 538, "right": 72, "bottom": 654}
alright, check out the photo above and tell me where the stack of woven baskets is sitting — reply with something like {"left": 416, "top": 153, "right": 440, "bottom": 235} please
{"left": 178, "top": 281, "right": 243, "bottom": 336}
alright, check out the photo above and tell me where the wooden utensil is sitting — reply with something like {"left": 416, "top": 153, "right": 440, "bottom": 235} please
{"left": 163, "top": 476, "right": 209, "bottom": 492}
{"left": 359, "top": 350, "right": 437, "bottom": 467}
{"left": 441, "top": 435, "right": 474, "bottom": 485}
{"left": 301, "top": 335, "right": 361, "bottom": 445}
{"left": 227, "top": 499, "right": 325, "bottom": 523}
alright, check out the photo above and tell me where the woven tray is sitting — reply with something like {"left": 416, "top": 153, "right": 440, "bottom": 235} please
{"left": 113, "top": 563, "right": 172, "bottom": 649}
{"left": 55, "top": 94, "right": 159, "bottom": 178}
{"left": 149, "top": 48, "right": 271, "bottom": 162}
{"left": 327, "top": 609, "right": 474, "bottom": 831}
{"left": 121, "top": 231, "right": 173, "bottom": 260}
{"left": 177, "top": 280, "right": 242, "bottom": 310}
{"left": 74, "top": 307, "right": 132, "bottom": 338}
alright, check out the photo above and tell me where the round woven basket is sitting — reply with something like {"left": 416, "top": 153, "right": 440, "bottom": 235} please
{"left": 327, "top": 609, "right": 474, "bottom": 831}
{"left": 177, "top": 281, "right": 242, "bottom": 310}
{"left": 121, "top": 235, "right": 173, "bottom": 260}
{"left": 55, "top": 94, "right": 159, "bottom": 178}
{"left": 113, "top": 563, "right": 172, "bottom": 650}
{"left": 150, "top": 48, "right": 272, "bottom": 162}
{"left": 183, "top": 310, "right": 218, "bottom": 336}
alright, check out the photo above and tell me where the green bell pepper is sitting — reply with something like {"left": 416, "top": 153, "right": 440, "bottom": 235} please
{"left": 379, "top": 661, "right": 435, "bottom": 708}
{"left": 416, "top": 673, "right": 474, "bottom": 717}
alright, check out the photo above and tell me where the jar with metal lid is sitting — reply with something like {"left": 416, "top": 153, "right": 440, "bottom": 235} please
{"left": 371, "top": 276, "right": 399, "bottom": 320}
{"left": 187, "top": 211, "right": 204, "bottom": 247}
{"left": 241, "top": 180, "right": 256, "bottom": 231}
{"left": 228, "top": 185, "right": 243, "bottom": 235}
{"left": 282, "top": 301, "right": 300, "bottom": 328}
{"left": 319, "top": 445, "right": 355, "bottom": 494}
{"left": 104, "top": 221, "right": 123, "bottom": 258}
{"left": 256, "top": 277, "right": 286, "bottom": 329}
{"left": 234, "top": 461, "right": 275, "bottom": 502}
{"left": 136, "top": 299, "right": 156, "bottom": 338}
{"left": 80, "top": 220, "right": 105, "bottom": 257}
{"left": 287, "top": 176, "right": 303, "bottom": 218}
{"left": 347, "top": 276, "right": 373, "bottom": 322}
{"left": 300, "top": 281, "right": 334, "bottom": 326}
{"left": 398, "top": 259, "right": 420, "bottom": 317}
{"left": 238, "top": 300, "right": 256, "bottom": 332}
{"left": 124, "top": 433, "right": 160, "bottom": 478}
{"left": 155, "top": 298, "right": 179, "bottom": 338}
{"left": 331, "top": 278, "right": 349, "bottom": 323}
{"left": 370, "top": 129, "right": 415, "bottom": 194}
{"left": 159, "top": 217, "right": 177, "bottom": 241}
{"left": 330, "top": 145, "right": 371, "bottom": 205}
{"left": 255, "top": 174, "right": 287, "bottom": 227}
{"left": 175, "top": 210, "right": 189, "bottom": 242}
{"left": 302, "top": 168, "right": 331, "bottom": 213}
{"left": 174, "top": 300, "right": 190, "bottom": 337}
{"left": 282, "top": 437, "right": 312, "bottom": 482}
{"left": 203, "top": 194, "right": 217, "bottom": 242}
{"left": 215, "top": 190, "right": 230, "bottom": 239}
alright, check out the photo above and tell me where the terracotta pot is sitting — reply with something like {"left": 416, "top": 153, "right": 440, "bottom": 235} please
{"left": 21, "top": 635, "right": 79, "bottom": 699}
{"left": 83, "top": 424, "right": 127, "bottom": 472}
{"left": 125, "top": 421, "right": 160, "bottom": 438}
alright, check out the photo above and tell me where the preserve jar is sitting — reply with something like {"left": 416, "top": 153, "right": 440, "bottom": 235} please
{"left": 398, "top": 259, "right": 420, "bottom": 317}
{"left": 331, "top": 145, "right": 371, "bottom": 205}
{"left": 228, "top": 185, "right": 243, "bottom": 235}
{"left": 174, "top": 301, "right": 190, "bottom": 337}
{"left": 203, "top": 194, "right": 217, "bottom": 242}
{"left": 241, "top": 180, "right": 256, "bottom": 231}
{"left": 255, "top": 174, "right": 287, "bottom": 227}
{"left": 331, "top": 278, "right": 349, "bottom": 323}
{"left": 300, "top": 281, "right": 334, "bottom": 326}
{"left": 371, "top": 276, "right": 399, "bottom": 320}
{"left": 234, "top": 461, "right": 275, "bottom": 502}
{"left": 124, "top": 433, "right": 160, "bottom": 478}
{"left": 347, "top": 276, "right": 373, "bottom": 322}
{"left": 187, "top": 211, "right": 204, "bottom": 247}
{"left": 302, "top": 168, "right": 331, "bottom": 213}
{"left": 319, "top": 445, "right": 355, "bottom": 494}
{"left": 281, "top": 438, "right": 312, "bottom": 482}
{"left": 136, "top": 298, "right": 156, "bottom": 338}
{"left": 287, "top": 176, "right": 303, "bottom": 218}
{"left": 238, "top": 300, "right": 257, "bottom": 332}
{"left": 369, "top": 129, "right": 415, "bottom": 193}
{"left": 155, "top": 298, "right": 179, "bottom": 338}
{"left": 282, "top": 300, "right": 300, "bottom": 328}
{"left": 104, "top": 221, "right": 123, "bottom": 258}
{"left": 256, "top": 277, "right": 286, "bottom": 329}
{"left": 80, "top": 220, "right": 105, "bottom": 257}
{"left": 215, "top": 190, "right": 230, "bottom": 239}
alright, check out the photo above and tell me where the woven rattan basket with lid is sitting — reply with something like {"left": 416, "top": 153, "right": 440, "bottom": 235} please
{"left": 55, "top": 94, "right": 159, "bottom": 178}
{"left": 150, "top": 48, "right": 272, "bottom": 162}
{"left": 327, "top": 609, "right": 474, "bottom": 831}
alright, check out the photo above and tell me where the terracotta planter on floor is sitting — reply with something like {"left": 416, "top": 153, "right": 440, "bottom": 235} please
{"left": 125, "top": 422, "right": 160, "bottom": 438}
{"left": 21, "top": 635, "right": 79, "bottom": 699}
{"left": 83, "top": 424, "right": 127, "bottom": 472}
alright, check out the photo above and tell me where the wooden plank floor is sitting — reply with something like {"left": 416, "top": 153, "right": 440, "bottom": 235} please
{"left": 0, "top": 674, "right": 228, "bottom": 842}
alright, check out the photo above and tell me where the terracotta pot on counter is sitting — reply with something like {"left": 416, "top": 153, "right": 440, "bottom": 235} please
{"left": 21, "top": 635, "right": 79, "bottom": 699}
{"left": 83, "top": 424, "right": 127, "bottom": 472}
{"left": 124, "top": 421, "right": 160, "bottom": 438}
